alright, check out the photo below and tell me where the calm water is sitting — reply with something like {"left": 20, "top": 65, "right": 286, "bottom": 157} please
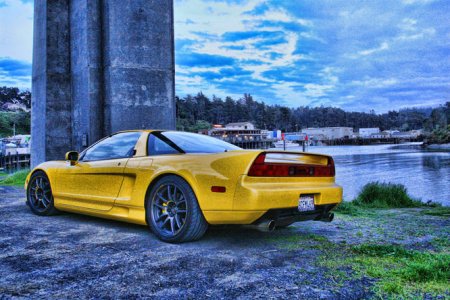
{"left": 275, "top": 143, "right": 450, "bottom": 206}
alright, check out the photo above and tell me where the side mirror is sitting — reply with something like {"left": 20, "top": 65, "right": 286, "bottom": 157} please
{"left": 65, "top": 151, "right": 79, "bottom": 165}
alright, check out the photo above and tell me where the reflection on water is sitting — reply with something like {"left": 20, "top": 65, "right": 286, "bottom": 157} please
{"left": 283, "top": 144, "right": 450, "bottom": 206}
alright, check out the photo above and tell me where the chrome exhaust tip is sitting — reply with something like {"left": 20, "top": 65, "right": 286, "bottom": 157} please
{"left": 320, "top": 212, "right": 334, "bottom": 222}
{"left": 266, "top": 220, "right": 276, "bottom": 231}
{"left": 244, "top": 220, "right": 276, "bottom": 232}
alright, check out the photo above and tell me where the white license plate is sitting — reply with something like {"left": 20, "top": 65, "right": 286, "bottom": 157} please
{"left": 298, "top": 195, "right": 315, "bottom": 212}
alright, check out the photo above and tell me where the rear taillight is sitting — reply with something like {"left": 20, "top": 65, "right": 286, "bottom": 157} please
{"left": 248, "top": 153, "right": 335, "bottom": 177}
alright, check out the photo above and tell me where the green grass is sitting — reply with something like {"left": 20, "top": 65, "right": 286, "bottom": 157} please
{"left": 334, "top": 201, "right": 360, "bottom": 215}
{"left": 353, "top": 182, "right": 422, "bottom": 208}
{"left": 431, "top": 237, "right": 450, "bottom": 251}
{"left": 0, "top": 169, "right": 29, "bottom": 186}
{"left": 335, "top": 182, "right": 424, "bottom": 216}
{"left": 322, "top": 244, "right": 450, "bottom": 298}
{"left": 421, "top": 206, "right": 450, "bottom": 217}
{"left": 269, "top": 181, "right": 450, "bottom": 298}
{"left": 269, "top": 234, "right": 450, "bottom": 297}
{"left": 270, "top": 234, "right": 450, "bottom": 297}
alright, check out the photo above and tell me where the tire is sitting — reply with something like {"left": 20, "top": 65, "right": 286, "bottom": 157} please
{"left": 26, "top": 171, "right": 59, "bottom": 216}
{"left": 146, "top": 175, "right": 208, "bottom": 243}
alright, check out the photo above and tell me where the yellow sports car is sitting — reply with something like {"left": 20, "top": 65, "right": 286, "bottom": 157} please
{"left": 25, "top": 130, "right": 342, "bottom": 242}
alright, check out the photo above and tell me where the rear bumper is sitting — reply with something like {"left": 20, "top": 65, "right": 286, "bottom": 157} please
{"left": 203, "top": 175, "right": 342, "bottom": 224}
{"left": 233, "top": 175, "right": 342, "bottom": 210}
{"left": 254, "top": 204, "right": 337, "bottom": 227}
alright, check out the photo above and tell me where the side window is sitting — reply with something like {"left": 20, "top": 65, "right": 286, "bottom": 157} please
{"left": 82, "top": 132, "right": 142, "bottom": 161}
{"left": 147, "top": 134, "right": 180, "bottom": 155}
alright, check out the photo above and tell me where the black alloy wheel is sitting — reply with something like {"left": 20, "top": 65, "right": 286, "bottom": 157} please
{"left": 26, "top": 171, "right": 58, "bottom": 216}
{"left": 147, "top": 175, "right": 208, "bottom": 243}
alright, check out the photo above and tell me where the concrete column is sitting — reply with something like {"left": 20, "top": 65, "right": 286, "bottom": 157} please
{"left": 31, "top": 0, "right": 72, "bottom": 166}
{"left": 102, "top": 0, "right": 176, "bottom": 133}
{"left": 70, "top": 0, "right": 104, "bottom": 151}
{"left": 31, "top": 0, "right": 175, "bottom": 167}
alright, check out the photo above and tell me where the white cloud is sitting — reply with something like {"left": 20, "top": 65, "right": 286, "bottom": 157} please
{"left": 402, "top": 0, "right": 436, "bottom": 5}
{"left": 357, "top": 42, "right": 389, "bottom": 56}
{"left": 351, "top": 78, "right": 398, "bottom": 88}
{"left": 0, "top": 0, "right": 33, "bottom": 62}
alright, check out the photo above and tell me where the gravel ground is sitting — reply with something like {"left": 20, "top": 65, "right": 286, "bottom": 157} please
{"left": 0, "top": 186, "right": 448, "bottom": 299}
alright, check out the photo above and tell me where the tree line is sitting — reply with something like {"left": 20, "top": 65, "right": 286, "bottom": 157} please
{"left": 0, "top": 87, "right": 31, "bottom": 137}
{"left": 1, "top": 87, "right": 449, "bottom": 141}
{"left": 176, "top": 92, "right": 449, "bottom": 134}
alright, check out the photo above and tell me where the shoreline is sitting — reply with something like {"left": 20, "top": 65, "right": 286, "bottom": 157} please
{"left": 426, "top": 143, "right": 450, "bottom": 150}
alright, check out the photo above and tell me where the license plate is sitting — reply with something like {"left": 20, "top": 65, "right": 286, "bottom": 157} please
{"left": 298, "top": 195, "right": 315, "bottom": 212}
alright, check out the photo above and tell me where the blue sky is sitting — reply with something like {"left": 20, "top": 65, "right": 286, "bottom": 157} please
{"left": 0, "top": 0, "right": 449, "bottom": 112}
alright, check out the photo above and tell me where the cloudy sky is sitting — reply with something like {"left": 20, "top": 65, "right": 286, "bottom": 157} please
{"left": 0, "top": 0, "right": 449, "bottom": 112}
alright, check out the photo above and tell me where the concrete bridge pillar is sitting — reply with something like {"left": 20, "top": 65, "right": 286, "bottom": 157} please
{"left": 31, "top": 0, "right": 175, "bottom": 167}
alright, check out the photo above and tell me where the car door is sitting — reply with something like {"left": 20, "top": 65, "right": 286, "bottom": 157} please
{"left": 53, "top": 131, "right": 142, "bottom": 211}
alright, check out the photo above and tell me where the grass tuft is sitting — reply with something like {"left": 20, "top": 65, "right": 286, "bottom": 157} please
{"left": 421, "top": 206, "right": 450, "bottom": 217}
{"left": 0, "top": 169, "right": 29, "bottom": 186}
{"left": 399, "top": 252, "right": 450, "bottom": 283}
{"left": 335, "top": 182, "right": 424, "bottom": 216}
{"left": 334, "top": 201, "right": 362, "bottom": 215}
{"left": 353, "top": 182, "right": 422, "bottom": 208}
{"left": 351, "top": 244, "right": 412, "bottom": 258}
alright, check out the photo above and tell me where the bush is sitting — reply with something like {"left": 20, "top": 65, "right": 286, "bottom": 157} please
{"left": 353, "top": 182, "right": 421, "bottom": 208}
{"left": 427, "top": 125, "right": 450, "bottom": 144}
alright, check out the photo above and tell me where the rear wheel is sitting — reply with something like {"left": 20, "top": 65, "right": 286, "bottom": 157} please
{"left": 146, "top": 175, "right": 208, "bottom": 243}
{"left": 26, "top": 171, "right": 58, "bottom": 216}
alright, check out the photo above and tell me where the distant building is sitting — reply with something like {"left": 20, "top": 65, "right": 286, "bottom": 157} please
{"left": 301, "top": 127, "right": 354, "bottom": 140}
{"left": 209, "top": 123, "right": 273, "bottom": 149}
{"left": 370, "top": 132, "right": 390, "bottom": 139}
{"left": 392, "top": 132, "right": 414, "bottom": 139}
{"left": 382, "top": 130, "right": 400, "bottom": 137}
{"left": 1, "top": 134, "right": 31, "bottom": 156}
{"left": 359, "top": 128, "right": 380, "bottom": 137}
{"left": 409, "top": 129, "right": 423, "bottom": 138}
{"left": 225, "top": 122, "right": 255, "bottom": 130}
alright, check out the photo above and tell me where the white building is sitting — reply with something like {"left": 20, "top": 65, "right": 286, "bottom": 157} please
{"left": 359, "top": 128, "right": 380, "bottom": 137}
{"left": 370, "top": 132, "right": 390, "bottom": 139}
{"left": 225, "top": 122, "right": 255, "bottom": 130}
{"left": 301, "top": 127, "right": 354, "bottom": 140}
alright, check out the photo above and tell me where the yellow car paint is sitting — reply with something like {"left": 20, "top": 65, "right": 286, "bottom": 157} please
{"left": 25, "top": 130, "right": 343, "bottom": 226}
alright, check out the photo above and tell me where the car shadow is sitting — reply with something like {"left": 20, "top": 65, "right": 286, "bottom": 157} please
{"left": 18, "top": 201, "right": 307, "bottom": 246}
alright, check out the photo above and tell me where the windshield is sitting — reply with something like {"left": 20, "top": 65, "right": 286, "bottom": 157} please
{"left": 156, "top": 131, "right": 241, "bottom": 154}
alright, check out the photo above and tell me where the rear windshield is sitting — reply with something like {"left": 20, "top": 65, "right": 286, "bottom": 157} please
{"left": 148, "top": 131, "right": 241, "bottom": 155}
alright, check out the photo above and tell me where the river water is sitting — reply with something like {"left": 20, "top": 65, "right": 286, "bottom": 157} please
{"left": 276, "top": 143, "right": 450, "bottom": 206}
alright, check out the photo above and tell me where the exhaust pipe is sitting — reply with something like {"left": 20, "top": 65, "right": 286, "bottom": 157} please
{"left": 244, "top": 220, "right": 276, "bottom": 232}
{"left": 319, "top": 212, "right": 334, "bottom": 222}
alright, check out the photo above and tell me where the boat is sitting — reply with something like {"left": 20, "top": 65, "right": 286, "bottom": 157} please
{"left": 273, "top": 140, "right": 300, "bottom": 148}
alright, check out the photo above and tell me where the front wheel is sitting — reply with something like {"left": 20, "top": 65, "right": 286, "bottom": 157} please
{"left": 26, "top": 171, "right": 59, "bottom": 216}
{"left": 146, "top": 175, "right": 208, "bottom": 243}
